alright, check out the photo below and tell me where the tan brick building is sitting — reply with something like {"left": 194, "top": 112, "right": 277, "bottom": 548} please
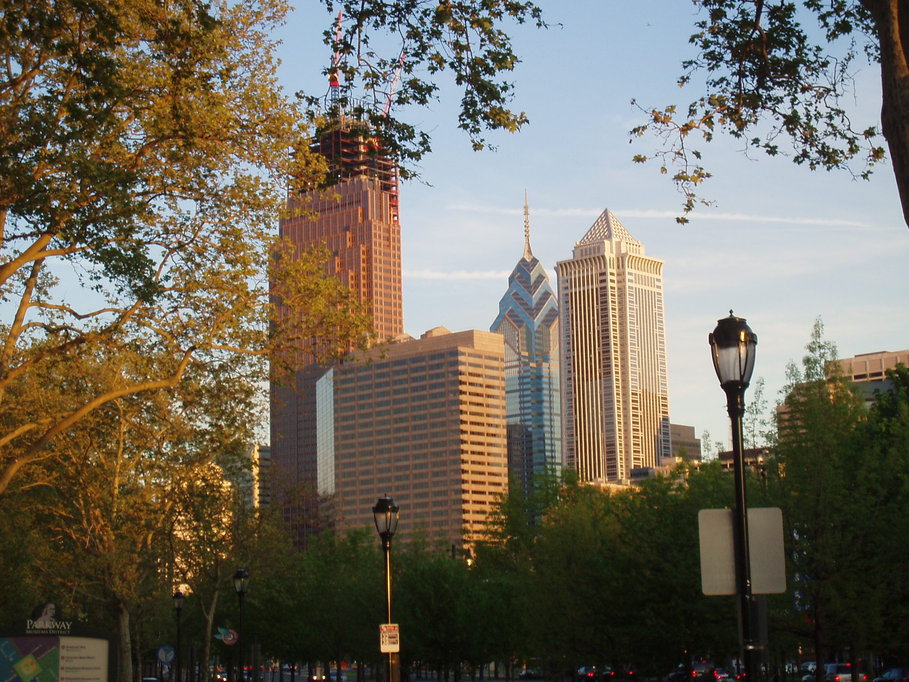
{"left": 316, "top": 327, "right": 509, "bottom": 548}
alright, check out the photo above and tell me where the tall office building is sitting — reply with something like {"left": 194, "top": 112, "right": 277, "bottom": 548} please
{"left": 316, "top": 328, "right": 508, "bottom": 548}
{"left": 490, "top": 196, "right": 561, "bottom": 497}
{"left": 556, "top": 209, "right": 671, "bottom": 484}
{"left": 270, "top": 101, "right": 404, "bottom": 538}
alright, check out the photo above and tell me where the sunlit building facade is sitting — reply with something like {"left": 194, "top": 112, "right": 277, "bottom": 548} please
{"left": 269, "top": 104, "right": 403, "bottom": 540}
{"left": 316, "top": 328, "right": 508, "bottom": 549}
{"left": 556, "top": 209, "right": 671, "bottom": 484}
{"left": 490, "top": 196, "right": 561, "bottom": 497}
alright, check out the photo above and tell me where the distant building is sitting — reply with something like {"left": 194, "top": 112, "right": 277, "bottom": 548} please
{"left": 490, "top": 195, "right": 561, "bottom": 497}
{"left": 254, "top": 444, "right": 272, "bottom": 508}
{"left": 556, "top": 209, "right": 671, "bottom": 485}
{"left": 835, "top": 349, "right": 909, "bottom": 403}
{"left": 670, "top": 424, "right": 702, "bottom": 462}
{"left": 269, "top": 98, "right": 404, "bottom": 542}
{"left": 316, "top": 328, "right": 508, "bottom": 549}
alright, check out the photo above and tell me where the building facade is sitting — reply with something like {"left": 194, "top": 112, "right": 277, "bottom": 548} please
{"left": 316, "top": 328, "right": 508, "bottom": 548}
{"left": 556, "top": 209, "right": 671, "bottom": 484}
{"left": 269, "top": 105, "right": 404, "bottom": 538}
{"left": 490, "top": 196, "right": 561, "bottom": 497}
{"left": 835, "top": 349, "right": 909, "bottom": 402}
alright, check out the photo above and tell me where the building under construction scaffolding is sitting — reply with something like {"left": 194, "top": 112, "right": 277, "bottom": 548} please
{"left": 270, "top": 93, "right": 404, "bottom": 544}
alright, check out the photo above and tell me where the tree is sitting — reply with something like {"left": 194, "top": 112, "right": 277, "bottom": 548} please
{"left": 630, "top": 1, "right": 907, "bottom": 227}
{"left": 773, "top": 321, "right": 874, "bottom": 667}
{"left": 7, "top": 341, "right": 268, "bottom": 682}
{"left": 304, "top": 0, "right": 545, "bottom": 175}
{"left": 0, "top": 0, "right": 373, "bottom": 496}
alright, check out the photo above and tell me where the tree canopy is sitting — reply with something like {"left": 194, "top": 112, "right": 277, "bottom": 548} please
{"left": 632, "top": 1, "right": 906, "bottom": 226}
{"left": 0, "top": 0, "right": 375, "bottom": 495}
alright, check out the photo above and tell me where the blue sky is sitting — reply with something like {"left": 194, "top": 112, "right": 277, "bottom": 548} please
{"left": 276, "top": 3, "right": 909, "bottom": 451}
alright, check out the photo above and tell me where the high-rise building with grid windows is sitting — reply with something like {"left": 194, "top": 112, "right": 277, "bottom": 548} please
{"left": 556, "top": 209, "right": 671, "bottom": 484}
{"left": 315, "top": 328, "right": 508, "bottom": 548}
{"left": 269, "top": 103, "right": 403, "bottom": 541}
{"left": 490, "top": 196, "right": 561, "bottom": 497}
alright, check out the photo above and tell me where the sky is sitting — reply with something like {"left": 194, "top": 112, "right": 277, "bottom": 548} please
{"left": 274, "top": 2, "right": 909, "bottom": 452}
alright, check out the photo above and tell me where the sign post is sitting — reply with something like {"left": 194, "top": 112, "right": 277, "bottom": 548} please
{"left": 379, "top": 624, "right": 400, "bottom": 654}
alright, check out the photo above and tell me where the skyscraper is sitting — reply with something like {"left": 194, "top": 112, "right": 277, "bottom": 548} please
{"left": 556, "top": 209, "right": 671, "bottom": 484}
{"left": 270, "top": 101, "right": 403, "bottom": 537}
{"left": 316, "top": 327, "right": 508, "bottom": 548}
{"left": 490, "top": 195, "right": 561, "bottom": 497}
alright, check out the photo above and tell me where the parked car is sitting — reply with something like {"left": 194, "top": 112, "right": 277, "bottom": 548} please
{"left": 874, "top": 669, "right": 909, "bottom": 682}
{"left": 825, "top": 663, "right": 868, "bottom": 682}
{"left": 668, "top": 666, "right": 688, "bottom": 682}
{"left": 519, "top": 668, "right": 544, "bottom": 680}
{"left": 691, "top": 662, "right": 717, "bottom": 681}
{"left": 578, "top": 667, "right": 614, "bottom": 681}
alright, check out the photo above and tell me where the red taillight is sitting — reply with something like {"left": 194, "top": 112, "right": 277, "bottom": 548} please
{"left": 691, "top": 673, "right": 697, "bottom": 678}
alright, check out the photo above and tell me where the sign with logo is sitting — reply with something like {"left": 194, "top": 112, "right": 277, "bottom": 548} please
{"left": 379, "top": 624, "right": 399, "bottom": 653}
{"left": 216, "top": 627, "right": 238, "bottom": 646}
{"left": 2, "top": 604, "right": 117, "bottom": 682}
{"left": 158, "top": 645, "right": 176, "bottom": 664}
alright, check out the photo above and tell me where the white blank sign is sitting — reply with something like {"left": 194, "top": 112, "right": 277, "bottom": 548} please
{"left": 698, "top": 507, "right": 787, "bottom": 596}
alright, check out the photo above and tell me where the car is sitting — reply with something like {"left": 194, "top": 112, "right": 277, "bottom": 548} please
{"left": 691, "top": 662, "right": 717, "bottom": 681}
{"left": 714, "top": 669, "right": 730, "bottom": 681}
{"left": 874, "top": 670, "right": 909, "bottom": 682}
{"left": 825, "top": 663, "right": 868, "bottom": 682}
{"left": 519, "top": 669, "right": 544, "bottom": 680}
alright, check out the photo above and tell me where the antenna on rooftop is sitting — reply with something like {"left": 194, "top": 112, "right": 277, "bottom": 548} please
{"left": 382, "top": 51, "right": 406, "bottom": 118}
{"left": 328, "top": 10, "right": 343, "bottom": 107}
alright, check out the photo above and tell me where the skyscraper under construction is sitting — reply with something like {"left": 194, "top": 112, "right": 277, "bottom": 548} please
{"left": 270, "top": 95, "right": 404, "bottom": 538}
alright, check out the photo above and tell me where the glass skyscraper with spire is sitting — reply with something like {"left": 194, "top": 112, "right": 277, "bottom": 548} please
{"left": 491, "top": 195, "right": 562, "bottom": 497}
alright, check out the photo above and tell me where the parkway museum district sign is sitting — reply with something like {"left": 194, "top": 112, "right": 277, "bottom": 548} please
{"left": 1, "top": 603, "right": 117, "bottom": 682}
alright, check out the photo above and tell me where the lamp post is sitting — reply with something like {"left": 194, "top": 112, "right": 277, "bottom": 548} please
{"left": 709, "top": 312, "right": 758, "bottom": 680}
{"left": 234, "top": 568, "right": 249, "bottom": 682}
{"left": 173, "top": 590, "right": 185, "bottom": 682}
{"left": 372, "top": 495, "right": 399, "bottom": 682}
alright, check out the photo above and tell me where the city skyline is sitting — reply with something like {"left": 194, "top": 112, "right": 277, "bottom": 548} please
{"left": 277, "top": 3, "right": 909, "bottom": 452}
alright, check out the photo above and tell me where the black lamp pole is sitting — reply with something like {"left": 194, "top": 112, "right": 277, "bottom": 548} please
{"left": 709, "top": 312, "right": 758, "bottom": 680}
{"left": 234, "top": 569, "right": 250, "bottom": 682}
{"left": 173, "top": 590, "right": 185, "bottom": 682}
{"left": 373, "top": 495, "right": 399, "bottom": 682}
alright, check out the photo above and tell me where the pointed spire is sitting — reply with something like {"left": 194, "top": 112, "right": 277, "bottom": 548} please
{"left": 523, "top": 190, "right": 533, "bottom": 260}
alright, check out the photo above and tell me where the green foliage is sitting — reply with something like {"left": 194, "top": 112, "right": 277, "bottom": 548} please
{"left": 0, "top": 0, "right": 374, "bottom": 496}
{"left": 629, "top": 0, "right": 902, "bottom": 225}
{"left": 305, "top": 0, "right": 546, "bottom": 175}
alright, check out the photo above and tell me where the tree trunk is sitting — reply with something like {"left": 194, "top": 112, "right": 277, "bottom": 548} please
{"left": 118, "top": 602, "right": 134, "bottom": 682}
{"left": 866, "top": 0, "right": 909, "bottom": 228}
{"left": 201, "top": 591, "right": 220, "bottom": 682}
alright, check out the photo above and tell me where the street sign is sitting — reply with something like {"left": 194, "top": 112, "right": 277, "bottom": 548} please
{"left": 379, "top": 624, "right": 400, "bottom": 653}
{"left": 158, "top": 645, "right": 175, "bottom": 665}
{"left": 698, "top": 507, "right": 787, "bottom": 596}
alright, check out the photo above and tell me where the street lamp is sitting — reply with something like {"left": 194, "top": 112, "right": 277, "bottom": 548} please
{"left": 173, "top": 590, "right": 185, "bottom": 682}
{"left": 234, "top": 569, "right": 249, "bottom": 682}
{"left": 709, "top": 312, "right": 758, "bottom": 680}
{"left": 372, "top": 495, "right": 399, "bottom": 682}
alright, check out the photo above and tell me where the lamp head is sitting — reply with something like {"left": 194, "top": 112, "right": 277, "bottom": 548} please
{"left": 709, "top": 311, "right": 757, "bottom": 391}
{"left": 372, "top": 495, "right": 400, "bottom": 541}
{"left": 233, "top": 568, "right": 249, "bottom": 595}
{"left": 173, "top": 589, "right": 185, "bottom": 612}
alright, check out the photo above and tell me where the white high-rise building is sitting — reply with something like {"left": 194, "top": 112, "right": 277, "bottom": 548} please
{"left": 556, "top": 209, "right": 671, "bottom": 484}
